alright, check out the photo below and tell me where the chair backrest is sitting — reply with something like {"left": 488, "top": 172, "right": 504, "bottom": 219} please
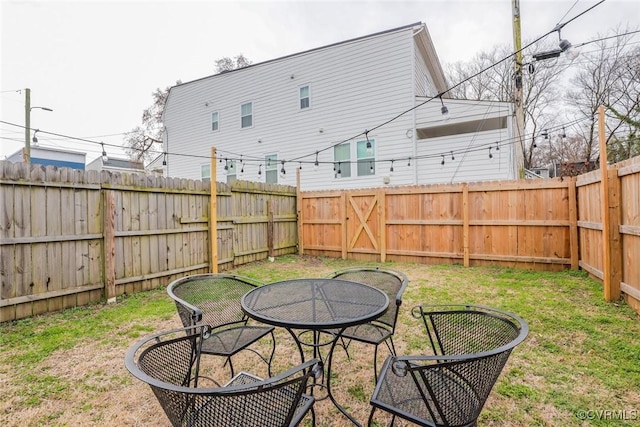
{"left": 386, "top": 304, "right": 528, "bottom": 426}
{"left": 167, "top": 274, "right": 265, "bottom": 329}
{"left": 412, "top": 304, "right": 528, "bottom": 356}
{"left": 125, "top": 326, "right": 320, "bottom": 427}
{"left": 327, "top": 266, "right": 408, "bottom": 330}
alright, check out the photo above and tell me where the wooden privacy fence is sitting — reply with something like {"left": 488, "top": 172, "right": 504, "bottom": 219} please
{"left": 297, "top": 155, "right": 640, "bottom": 313}
{"left": 298, "top": 178, "right": 578, "bottom": 270}
{"left": 0, "top": 162, "right": 297, "bottom": 322}
{"left": 576, "top": 155, "right": 640, "bottom": 313}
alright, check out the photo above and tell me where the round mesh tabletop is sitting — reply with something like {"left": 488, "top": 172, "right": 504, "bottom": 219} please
{"left": 241, "top": 278, "right": 389, "bottom": 330}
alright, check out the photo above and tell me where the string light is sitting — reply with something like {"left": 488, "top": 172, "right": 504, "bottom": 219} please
{"left": 162, "top": 152, "right": 167, "bottom": 166}
{"left": 365, "top": 130, "right": 373, "bottom": 154}
{"left": 407, "top": 157, "right": 411, "bottom": 167}
{"left": 389, "top": 160, "right": 394, "bottom": 174}
{"left": 369, "top": 161, "right": 374, "bottom": 174}
{"left": 280, "top": 160, "right": 286, "bottom": 177}
{"left": 101, "top": 143, "right": 108, "bottom": 162}
{"left": 439, "top": 94, "right": 448, "bottom": 115}
{"left": 450, "top": 151, "right": 455, "bottom": 161}
{"left": 441, "top": 155, "right": 445, "bottom": 166}
{"left": 337, "top": 161, "right": 342, "bottom": 178}
{"left": 488, "top": 147, "right": 493, "bottom": 159}
{"left": 314, "top": 152, "right": 319, "bottom": 170}
{"left": 258, "top": 164, "right": 262, "bottom": 176}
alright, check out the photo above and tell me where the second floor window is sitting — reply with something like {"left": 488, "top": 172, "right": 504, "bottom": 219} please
{"left": 211, "top": 112, "right": 219, "bottom": 131}
{"left": 241, "top": 102, "right": 253, "bottom": 128}
{"left": 299, "top": 85, "right": 310, "bottom": 109}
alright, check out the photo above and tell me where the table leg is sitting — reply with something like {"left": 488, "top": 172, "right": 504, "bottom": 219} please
{"left": 326, "top": 327, "right": 362, "bottom": 426}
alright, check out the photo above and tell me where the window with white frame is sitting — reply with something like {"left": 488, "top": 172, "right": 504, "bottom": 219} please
{"left": 226, "top": 160, "right": 236, "bottom": 184}
{"left": 211, "top": 112, "right": 219, "bottom": 131}
{"left": 299, "top": 85, "right": 310, "bottom": 109}
{"left": 333, "top": 143, "right": 351, "bottom": 178}
{"left": 357, "top": 139, "right": 375, "bottom": 176}
{"left": 265, "top": 154, "right": 278, "bottom": 183}
{"left": 201, "top": 164, "right": 211, "bottom": 180}
{"left": 241, "top": 102, "right": 253, "bottom": 128}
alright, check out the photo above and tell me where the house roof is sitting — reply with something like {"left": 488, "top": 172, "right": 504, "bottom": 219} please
{"left": 168, "top": 22, "right": 429, "bottom": 91}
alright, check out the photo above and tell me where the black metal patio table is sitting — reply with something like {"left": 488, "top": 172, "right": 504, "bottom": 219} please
{"left": 241, "top": 278, "right": 389, "bottom": 426}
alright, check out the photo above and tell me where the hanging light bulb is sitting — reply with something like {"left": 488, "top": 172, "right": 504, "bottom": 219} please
{"left": 369, "top": 161, "right": 374, "bottom": 174}
{"left": 495, "top": 142, "right": 500, "bottom": 151}
{"left": 389, "top": 160, "right": 394, "bottom": 174}
{"left": 488, "top": 147, "right": 493, "bottom": 159}
{"left": 439, "top": 95, "right": 448, "bottom": 115}
{"left": 441, "top": 155, "right": 445, "bottom": 166}
{"left": 258, "top": 164, "right": 262, "bottom": 176}
{"left": 314, "top": 152, "right": 319, "bottom": 170}
{"left": 337, "top": 162, "right": 342, "bottom": 178}
{"left": 162, "top": 152, "right": 167, "bottom": 166}
{"left": 101, "top": 143, "right": 108, "bottom": 162}
{"left": 365, "top": 131, "right": 373, "bottom": 154}
{"left": 543, "top": 129, "right": 549, "bottom": 140}
{"left": 561, "top": 127, "right": 567, "bottom": 138}
{"left": 280, "top": 160, "right": 286, "bottom": 177}
{"left": 407, "top": 157, "right": 411, "bottom": 167}
{"left": 240, "top": 163, "right": 244, "bottom": 174}
{"left": 224, "top": 159, "right": 229, "bottom": 173}
{"left": 450, "top": 151, "right": 455, "bottom": 161}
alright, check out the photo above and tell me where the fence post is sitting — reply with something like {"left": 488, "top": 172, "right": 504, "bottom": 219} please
{"left": 462, "top": 183, "right": 470, "bottom": 267}
{"left": 267, "top": 199, "right": 275, "bottom": 258}
{"left": 210, "top": 147, "right": 218, "bottom": 273}
{"left": 296, "top": 168, "right": 304, "bottom": 255}
{"left": 103, "top": 190, "right": 116, "bottom": 302}
{"left": 378, "top": 189, "right": 386, "bottom": 263}
{"left": 568, "top": 177, "right": 579, "bottom": 269}
{"left": 607, "top": 166, "right": 622, "bottom": 300}
{"left": 598, "top": 106, "right": 620, "bottom": 301}
{"left": 341, "top": 192, "right": 347, "bottom": 259}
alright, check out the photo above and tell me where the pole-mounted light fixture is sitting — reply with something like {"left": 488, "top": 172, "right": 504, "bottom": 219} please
{"left": 532, "top": 28, "right": 579, "bottom": 61}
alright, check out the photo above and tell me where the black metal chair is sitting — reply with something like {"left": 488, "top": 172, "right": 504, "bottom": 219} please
{"left": 167, "top": 273, "right": 276, "bottom": 382}
{"left": 323, "top": 266, "right": 409, "bottom": 382}
{"left": 368, "top": 304, "right": 529, "bottom": 427}
{"left": 125, "top": 325, "right": 321, "bottom": 427}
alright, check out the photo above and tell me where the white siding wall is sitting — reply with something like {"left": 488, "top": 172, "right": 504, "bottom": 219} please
{"left": 164, "top": 27, "right": 418, "bottom": 191}
{"left": 414, "top": 49, "right": 437, "bottom": 98}
{"left": 414, "top": 99, "right": 515, "bottom": 184}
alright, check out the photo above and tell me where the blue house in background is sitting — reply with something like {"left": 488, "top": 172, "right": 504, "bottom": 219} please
{"left": 6, "top": 146, "right": 86, "bottom": 170}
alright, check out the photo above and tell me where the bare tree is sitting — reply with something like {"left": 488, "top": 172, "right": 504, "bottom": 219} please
{"left": 123, "top": 83, "right": 178, "bottom": 163}
{"left": 445, "top": 40, "right": 570, "bottom": 169}
{"left": 215, "top": 54, "right": 252, "bottom": 73}
{"left": 124, "top": 54, "right": 252, "bottom": 162}
{"left": 565, "top": 27, "right": 640, "bottom": 163}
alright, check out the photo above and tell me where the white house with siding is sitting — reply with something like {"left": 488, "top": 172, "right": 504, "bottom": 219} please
{"left": 163, "top": 22, "right": 517, "bottom": 190}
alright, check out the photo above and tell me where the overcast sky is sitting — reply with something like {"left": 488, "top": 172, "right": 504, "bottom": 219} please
{"left": 1, "top": 0, "right": 638, "bottom": 162}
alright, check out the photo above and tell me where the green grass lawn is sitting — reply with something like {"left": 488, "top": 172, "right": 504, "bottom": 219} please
{"left": 1, "top": 255, "right": 639, "bottom": 426}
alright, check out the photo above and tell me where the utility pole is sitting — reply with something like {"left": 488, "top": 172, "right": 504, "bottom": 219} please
{"left": 512, "top": 0, "right": 525, "bottom": 178}
{"left": 24, "top": 88, "right": 31, "bottom": 163}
